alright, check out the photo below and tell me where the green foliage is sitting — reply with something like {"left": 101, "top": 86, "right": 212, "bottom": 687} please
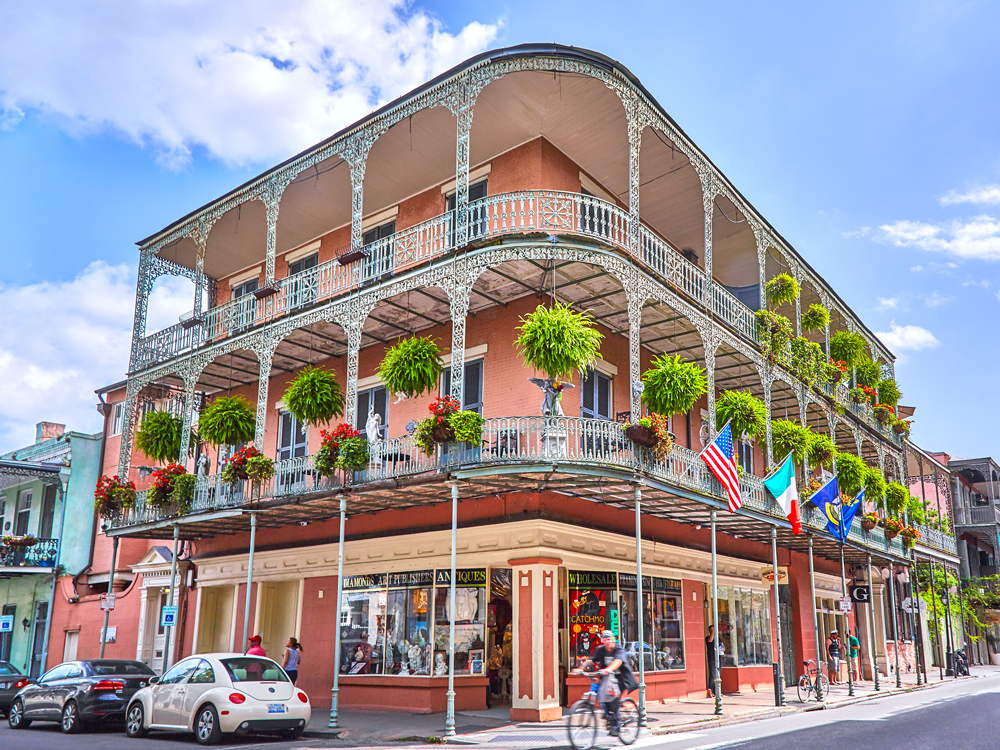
{"left": 199, "top": 396, "right": 257, "bottom": 447}
{"left": 245, "top": 454, "right": 275, "bottom": 482}
{"left": 771, "top": 420, "right": 808, "bottom": 464}
{"left": 806, "top": 432, "right": 835, "bottom": 469}
{"left": 829, "top": 331, "right": 868, "bottom": 368}
{"left": 801, "top": 303, "right": 830, "bottom": 333}
{"left": 715, "top": 390, "right": 767, "bottom": 441}
{"left": 834, "top": 452, "right": 867, "bottom": 497}
{"left": 135, "top": 411, "right": 182, "bottom": 464}
{"left": 885, "top": 481, "right": 908, "bottom": 516}
{"left": 755, "top": 310, "right": 794, "bottom": 364}
{"left": 334, "top": 437, "right": 370, "bottom": 471}
{"left": 449, "top": 410, "right": 485, "bottom": 445}
{"left": 790, "top": 337, "right": 828, "bottom": 387}
{"left": 170, "top": 473, "right": 196, "bottom": 514}
{"left": 877, "top": 378, "right": 902, "bottom": 408}
{"left": 863, "top": 466, "right": 886, "bottom": 509}
{"left": 516, "top": 303, "right": 603, "bottom": 380}
{"left": 415, "top": 419, "right": 438, "bottom": 456}
{"left": 907, "top": 495, "right": 926, "bottom": 525}
{"left": 765, "top": 273, "right": 801, "bottom": 306}
{"left": 283, "top": 367, "right": 343, "bottom": 426}
{"left": 854, "top": 358, "right": 881, "bottom": 388}
{"left": 641, "top": 354, "right": 707, "bottom": 416}
{"left": 378, "top": 336, "right": 444, "bottom": 400}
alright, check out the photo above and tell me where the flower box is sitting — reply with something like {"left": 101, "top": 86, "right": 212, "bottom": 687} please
{"left": 861, "top": 519, "right": 877, "bottom": 531}
{"left": 624, "top": 424, "right": 658, "bottom": 448}
{"left": 337, "top": 248, "right": 367, "bottom": 265}
{"left": 884, "top": 528, "right": 899, "bottom": 540}
{"left": 1, "top": 535, "right": 38, "bottom": 548}
{"left": 892, "top": 422, "right": 907, "bottom": 434}
{"left": 432, "top": 424, "right": 456, "bottom": 443}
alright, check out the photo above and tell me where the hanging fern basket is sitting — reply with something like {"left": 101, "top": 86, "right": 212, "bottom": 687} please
{"left": 641, "top": 354, "right": 707, "bottom": 417}
{"left": 199, "top": 396, "right": 257, "bottom": 447}
{"left": 378, "top": 336, "right": 444, "bottom": 400}
{"left": 516, "top": 302, "right": 603, "bottom": 380}
{"left": 135, "top": 411, "right": 182, "bottom": 465}
{"left": 283, "top": 367, "right": 344, "bottom": 426}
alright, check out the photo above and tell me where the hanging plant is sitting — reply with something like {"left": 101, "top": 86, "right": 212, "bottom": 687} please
{"left": 863, "top": 466, "right": 886, "bottom": 509}
{"left": 833, "top": 451, "right": 866, "bottom": 497}
{"left": 765, "top": 273, "right": 800, "bottom": 307}
{"left": 892, "top": 418, "right": 911, "bottom": 436}
{"left": 790, "top": 337, "right": 828, "bottom": 388}
{"left": 806, "top": 432, "right": 835, "bottom": 469}
{"left": 170, "top": 474, "right": 196, "bottom": 514}
{"left": 221, "top": 445, "right": 265, "bottom": 484}
{"left": 200, "top": 396, "right": 256, "bottom": 447}
{"left": 715, "top": 390, "right": 767, "bottom": 441}
{"left": 94, "top": 475, "right": 137, "bottom": 517}
{"left": 623, "top": 413, "right": 674, "bottom": 460}
{"left": 829, "top": 331, "right": 867, "bottom": 368}
{"left": 449, "top": 410, "right": 485, "bottom": 445}
{"left": 516, "top": 302, "right": 603, "bottom": 380}
{"left": 377, "top": 336, "right": 444, "bottom": 401}
{"left": 826, "top": 359, "right": 848, "bottom": 385}
{"left": 314, "top": 424, "right": 360, "bottom": 478}
{"left": 885, "top": 482, "right": 908, "bottom": 517}
{"left": 901, "top": 525, "right": 920, "bottom": 548}
{"left": 848, "top": 386, "right": 873, "bottom": 405}
{"left": 641, "top": 354, "right": 707, "bottom": 416}
{"left": 755, "top": 310, "right": 793, "bottom": 364}
{"left": 877, "top": 379, "right": 902, "bottom": 409}
{"left": 883, "top": 517, "right": 903, "bottom": 539}
{"left": 334, "top": 437, "right": 370, "bottom": 471}
{"left": 283, "top": 367, "right": 344, "bottom": 426}
{"left": 135, "top": 411, "right": 182, "bottom": 465}
{"left": 771, "top": 420, "right": 808, "bottom": 464}
{"left": 801, "top": 303, "right": 830, "bottom": 333}
{"left": 245, "top": 454, "right": 275, "bottom": 483}
{"left": 872, "top": 403, "right": 895, "bottom": 425}
{"left": 854, "top": 358, "right": 881, "bottom": 388}
{"left": 907, "top": 495, "right": 926, "bottom": 525}
{"left": 150, "top": 463, "right": 187, "bottom": 509}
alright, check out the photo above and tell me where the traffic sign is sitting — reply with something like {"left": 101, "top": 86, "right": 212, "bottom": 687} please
{"left": 0, "top": 615, "right": 12, "bottom": 633}
{"left": 100, "top": 592, "right": 116, "bottom": 611}
{"left": 838, "top": 596, "right": 853, "bottom": 613}
{"left": 850, "top": 584, "right": 870, "bottom": 603}
{"left": 160, "top": 605, "right": 178, "bottom": 627}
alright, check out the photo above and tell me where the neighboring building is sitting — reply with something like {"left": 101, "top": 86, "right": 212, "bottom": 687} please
{"left": 0, "top": 422, "right": 101, "bottom": 675}
{"left": 59, "top": 45, "right": 959, "bottom": 720}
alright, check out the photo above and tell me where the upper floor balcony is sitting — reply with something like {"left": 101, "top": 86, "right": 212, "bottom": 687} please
{"left": 0, "top": 537, "right": 59, "bottom": 574}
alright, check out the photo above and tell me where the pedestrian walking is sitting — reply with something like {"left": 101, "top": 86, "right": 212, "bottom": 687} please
{"left": 827, "top": 630, "right": 842, "bottom": 684}
{"left": 848, "top": 631, "right": 861, "bottom": 681}
{"left": 283, "top": 637, "right": 302, "bottom": 684}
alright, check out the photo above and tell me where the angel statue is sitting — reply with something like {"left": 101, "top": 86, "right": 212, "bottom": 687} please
{"left": 365, "top": 404, "right": 383, "bottom": 441}
{"left": 528, "top": 378, "right": 576, "bottom": 417}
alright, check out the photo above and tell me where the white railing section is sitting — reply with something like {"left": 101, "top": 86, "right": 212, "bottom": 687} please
{"left": 913, "top": 523, "right": 959, "bottom": 555}
{"left": 638, "top": 226, "right": 706, "bottom": 305}
{"left": 712, "top": 283, "right": 759, "bottom": 343}
{"left": 955, "top": 505, "right": 1000, "bottom": 526}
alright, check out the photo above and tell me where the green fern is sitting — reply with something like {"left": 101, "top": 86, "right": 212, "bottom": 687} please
{"left": 199, "top": 396, "right": 257, "bottom": 447}
{"left": 641, "top": 354, "right": 707, "bottom": 416}
{"left": 833, "top": 452, "right": 866, "bottom": 497}
{"left": 829, "top": 331, "right": 867, "bottom": 368}
{"left": 516, "top": 303, "right": 603, "bottom": 380}
{"left": 765, "top": 273, "right": 800, "bottom": 306}
{"left": 877, "top": 378, "right": 902, "bottom": 408}
{"left": 854, "top": 358, "right": 881, "bottom": 388}
{"left": 771, "top": 419, "right": 808, "bottom": 464}
{"left": 885, "top": 482, "right": 908, "bottom": 516}
{"left": 863, "top": 466, "right": 886, "bottom": 509}
{"left": 801, "top": 303, "right": 830, "bottom": 333}
{"left": 135, "top": 411, "right": 182, "bottom": 464}
{"left": 378, "top": 336, "right": 444, "bottom": 399}
{"left": 715, "top": 390, "right": 767, "bottom": 441}
{"left": 806, "top": 432, "right": 835, "bottom": 469}
{"left": 755, "top": 310, "right": 794, "bottom": 364}
{"left": 284, "top": 367, "right": 344, "bottom": 426}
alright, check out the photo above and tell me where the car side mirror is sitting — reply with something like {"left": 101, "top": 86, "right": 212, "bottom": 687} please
{"left": 148, "top": 676, "right": 160, "bottom": 685}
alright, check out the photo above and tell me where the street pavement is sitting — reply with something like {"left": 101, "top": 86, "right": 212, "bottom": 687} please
{"left": 1, "top": 669, "right": 998, "bottom": 750}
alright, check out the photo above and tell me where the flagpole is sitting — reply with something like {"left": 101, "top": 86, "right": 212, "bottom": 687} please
{"left": 696, "top": 419, "right": 733, "bottom": 461}
{"left": 711, "top": 508, "right": 722, "bottom": 716}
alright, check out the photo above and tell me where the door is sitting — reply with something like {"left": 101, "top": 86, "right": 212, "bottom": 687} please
{"left": 24, "top": 664, "right": 68, "bottom": 716}
{"left": 362, "top": 220, "right": 396, "bottom": 280}
{"left": 231, "top": 278, "right": 258, "bottom": 332}
{"left": 356, "top": 387, "right": 388, "bottom": 440}
{"left": 143, "top": 590, "right": 169, "bottom": 673}
{"left": 38, "top": 485, "right": 57, "bottom": 539}
{"left": 181, "top": 660, "right": 217, "bottom": 724}
{"left": 151, "top": 659, "right": 198, "bottom": 727}
{"left": 63, "top": 631, "right": 79, "bottom": 662}
{"left": 197, "top": 587, "right": 235, "bottom": 654}
{"left": 447, "top": 179, "right": 488, "bottom": 242}
{"left": 49, "top": 662, "right": 83, "bottom": 717}
{"left": 256, "top": 581, "right": 300, "bottom": 660}
{"left": 29, "top": 602, "right": 47, "bottom": 678}
{"left": 14, "top": 489, "right": 31, "bottom": 536}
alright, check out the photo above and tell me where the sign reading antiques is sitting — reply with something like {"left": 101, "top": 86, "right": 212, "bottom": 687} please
{"left": 434, "top": 569, "right": 487, "bottom": 587}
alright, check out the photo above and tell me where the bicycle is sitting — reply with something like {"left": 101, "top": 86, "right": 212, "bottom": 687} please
{"left": 566, "top": 671, "right": 639, "bottom": 749}
{"left": 796, "top": 659, "right": 830, "bottom": 702}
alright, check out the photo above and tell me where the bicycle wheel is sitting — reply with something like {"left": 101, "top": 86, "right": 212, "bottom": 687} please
{"left": 819, "top": 673, "right": 830, "bottom": 699}
{"left": 796, "top": 674, "right": 812, "bottom": 703}
{"left": 617, "top": 698, "right": 640, "bottom": 745}
{"left": 567, "top": 700, "right": 598, "bottom": 750}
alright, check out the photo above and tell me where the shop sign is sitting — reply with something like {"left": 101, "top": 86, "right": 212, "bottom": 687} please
{"left": 387, "top": 570, "right": 433, "bottom": 589}
{"left": 435, "top": 568, "right": 487, "bottom": 587}
{"left": 609, "top": 608, "right": 619, "bottom": 637}
{"left": 760, "top": 567, "right": 788, "bottom": 587}
{"left": 343, "top": 573, "right": 386, "bottom": 591}
{"left": 654, "top": 577, "right": 682, "bottom": 594}
{"left": 568, "top": 570, "right": 617, "bottom": 589}
{"left": 618, "top": 574, "right": 652, "bottom": 591}
{"left": 849, "top": 585, "right": 870, "bottom": 603}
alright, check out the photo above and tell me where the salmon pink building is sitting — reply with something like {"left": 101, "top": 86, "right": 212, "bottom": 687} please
{"left": 44, "top": 45, "right": 961, "bottom": 729}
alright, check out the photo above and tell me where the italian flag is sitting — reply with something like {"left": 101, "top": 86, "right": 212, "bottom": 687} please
{"left": 764, "top": 454, "right": 802, "bottom": 535}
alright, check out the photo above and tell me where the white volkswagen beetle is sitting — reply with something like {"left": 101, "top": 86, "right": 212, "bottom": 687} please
{"left": 124, "top": 653, "right": 311, "bottom": 745}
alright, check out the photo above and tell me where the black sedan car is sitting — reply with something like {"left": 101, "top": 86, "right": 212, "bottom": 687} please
{"left": 7, "top": 659, "right": 156, "bottom": 733}
{"left": 0, "top": 661, "right": 30, "bottom": 715}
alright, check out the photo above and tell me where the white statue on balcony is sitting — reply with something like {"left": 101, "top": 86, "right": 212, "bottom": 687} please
{"left": 196, "top": 453, "right": 211, "bottom": 477}
{"left": 528, "top": 378, "right": 575, "bottom": 417}
{"left": 365, "top": 405, "right": 382, "bottom": 442}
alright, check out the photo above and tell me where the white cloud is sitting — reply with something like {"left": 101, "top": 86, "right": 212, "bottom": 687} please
{"left": 923, "top": 291, "right": 949, "bottom": 307}
{"left": 0, "top": 263, "right": 192, "bottom": 449}
{"left": 909, "top": 261, "right": 957, "bottom": 274}
{"left": 963, "top": 279, "right": 990, "bottom": 288}
{"left": 874, "top": 321, "right": 940, "bottom": 356}
{"left": 941, "top": 185, "right": 1000, "bottom": 206}
{"left": 878, "top": 216, "right": 1000, "bottom": 261}
{"left": 876, "top": 297, "right": 899, "bottom": 310}
{"left": 0, "top": 2, "right": 500, "bottom": 168}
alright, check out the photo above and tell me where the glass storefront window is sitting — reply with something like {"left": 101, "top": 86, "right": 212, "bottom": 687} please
{"left": 385, "top": 571, "right": 433, "bottom": 675}
{"left": 568, "top": 571, "right": 618, "bottom": 667}
{"left": 434, "top": 569, "right": 487, "bottom": 675}
{"left": 340, "top": 574, "right": 386, "bottom": 674}
{"left": 653, "top": 579, "right": 684, "bottom": 670}
{"left": 716, "top": 585, "right": 772, "bottom": 667}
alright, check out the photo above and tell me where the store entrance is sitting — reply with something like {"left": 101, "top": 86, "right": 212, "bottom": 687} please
{"left": 487, "top": 568, "right": 512, "bottom": 709}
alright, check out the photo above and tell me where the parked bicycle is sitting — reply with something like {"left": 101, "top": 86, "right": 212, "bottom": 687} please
{"left": 566, "top": 670, "right": 639, "bottom": 749}
{"left": 796, "top": 659, "right": 830, "bottom": 702}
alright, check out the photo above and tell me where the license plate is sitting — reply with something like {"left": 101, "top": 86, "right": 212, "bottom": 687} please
{"left": 0, "top": 683, "right": 7, "bottom": 689}
{"left": 267, "top": 704, "right": 286, "bottom": 714}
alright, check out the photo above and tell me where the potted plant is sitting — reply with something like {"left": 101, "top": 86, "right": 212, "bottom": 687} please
{"left": 149, "top": 463, "right": 188, "bottom": 510}
{"left": 872, "top": 403, "right": 895, "bottom": 425}
{"left": 771, "top": 419, "right": 808, "bottom": 464}
{"left": 864, "top": 466, "right": 887, "bottom": 509}
{"left": 883, "top": 517, "right": 903, "bottom": 539}
{"left": 848, "top": 386, "right": 872, "bottom": 405}
{"left": 516, "top": 302, "right": 603, "bottom": 386}
{"left": 801, "top": 303, "right": 830, "bottom": 333}
{"left": 283, "top": 366, "right": 344, "bottom": 426}
{"left": 414, "top": 397, "right": 484, "bottom": 458}
{"left": 315, "top": 424, "right": 361, "bottom": 477}
{"left": 640, "top": 354, "right": 707, "bottom": 418}
{"left": 135, "top": 411, "right": 182, "bottom": 465}
{"left": 199, "top": 396, "right": 257, "bottom": 447}
{"left": 334, "top": 435, "right": 371, "bottom": 472}
{"left": 798, "top": 476, "right": 824, "bottom": 501}
{"left": 861, "top": 512, "right": 879, "bottom": 532}
{"left": 790, "top": 337, "right": 828, "bottom": 387}
{"left": 826, "top": 359, "right": 848, "bottom": 385}
{"left": 885, "top": 481, "right": 908, "bottom": 518}
{"left": 170, "top": 473, "right": 197, "bottom": 514}
{"left": 623, "top": 413, "right": 674, "bottom": 459}
{"left": 1, "top": 534, "right": 38, "bottom": 548}
{"left": 833, "top": 451, "right": 866, "bottom": 497}
{"left": 715, "top": 390, "right": 767, "bottom": 442}
{"left": 94, "top": 475, "right": 137, "bottom": 517}
{"left": 806, "top": 432, "right": 835, "bottom": 469}
{"left": 854, "top": 358, "right": 881, "bottom": 388}
{"left": 765, "top": 273, "right": 800, "bottom": 306}
{"left": 877, "top": 378, "right": 902, "bottom": 409}
{"left": 221, "top": 446, "right": 272, "bottom": 485}
{"left": 377, "top": 336, "right": 444, "bottom": 402}
{"left": 755, "top": 310, "right": 793, "bottom": 363}
{"left": 893, "top": 419, "right": 911, "bottom": 436}
{"left": 901, "top": 526, "right": 920, "bottom": 548}
{"left": 830, "top": 330, "right": 868, "bottom": 369}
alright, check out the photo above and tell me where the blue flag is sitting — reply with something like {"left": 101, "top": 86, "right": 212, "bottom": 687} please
{"left": 840, "top": 488, "right": 865, "bottom": 543}
{"left": 809, "top": 475, "right": 842, "bottom": 538}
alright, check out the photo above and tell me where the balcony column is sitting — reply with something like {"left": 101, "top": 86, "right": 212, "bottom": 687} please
{"left": 116, "top": 378, "right": 143, "bottom": 478}
{"left": 253, "top": 342, "right": 277, "bottom": 447}
{"left": 193, "top": 224, "right": 208, "bottom": 319}
{"left": 753, "top": 227, "right": 767, "bottom": 311}
{"left": 445, "top": 273, "right": 473, "bottom": 406}
{"left": 761, "top": 374, "right": 774, "bottom": 467}
{"left": 453, "top": 87, "right": 473, "bottom": 249}
{"left": 178, "top": 366, "right": 200, "bottom": 468}
{"left": 793, "top": 269, "right": 802, "bottom": 338}
{"left": 704, "top": 337, "right": 717, "bottom": 437}
{"left": 262, "top": 177, "right": 291, "bottom": 288}
{"left": 698, "top": 169, "right": 717, "bottom": 308}
{"left": 129, "top": 248, "right": 155, "bottom": 373}
{"left": 627, "top": 288, "right": 647, "bottom": 419}
{"left": 627, "top": 104, "right": 644, "bottom": 257}
{"left": 344, "top": 321, "right": 363, "bottom": 428}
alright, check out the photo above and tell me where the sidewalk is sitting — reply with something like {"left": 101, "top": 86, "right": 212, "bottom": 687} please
{"left": 305, "top": 666, "right": 997, "bottom": 745}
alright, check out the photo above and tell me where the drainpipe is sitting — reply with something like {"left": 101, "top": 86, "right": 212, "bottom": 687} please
{"left": 38, "top": 466, "right": 72, "bottom": 675}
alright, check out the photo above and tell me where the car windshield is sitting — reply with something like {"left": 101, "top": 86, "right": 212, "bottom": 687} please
{"left": 0, "top": 662, "right": 18, "bottom": 675}
{"left": 221, "top": 657, "right": 289, "bottom": 683}
{"left": 88, "top": 660, "right": 156, "bottom": 676}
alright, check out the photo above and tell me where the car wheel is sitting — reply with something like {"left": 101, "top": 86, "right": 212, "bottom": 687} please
{"left": 61, "top": 700, "right": 83, "bottom": 734}
{"left": 279, "top": 726, "right": 304, "bottom": 739}
{"left": 195, "top": 705, "right": 222, "bottom": 746}
{"left": 8, "top": 698, "right": 31, "bottom": 729}
{"left": 126, "top": 702, "right": 148, "bottom": 738}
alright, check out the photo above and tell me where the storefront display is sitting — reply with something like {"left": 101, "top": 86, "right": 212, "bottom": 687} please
{"left": 434, "top": 568, "right": 487, "bottom": 674}
{"left": 652, "top": 578, "right": 685, "bottom": 670}
{"left": 340, "top": 574, "right": 386, "bottom": 674}
{"left": 568, "top": 571, "right": 617, "bottom": 665}
{"left": 385, "top": 570, "right": 433, "bottom": 675}
{"left": 716, "top": 585, "right": 772, "bottom": 667}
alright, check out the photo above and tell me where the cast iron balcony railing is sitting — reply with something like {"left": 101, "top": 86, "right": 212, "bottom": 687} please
{"left": 954, "top": 504, "right": 1000, "bottom": 527}
{"left": 107, "top": 416, "right": 931, "bottom": 559}
{"left": 0, "top": 538, "right": 59, "bottom": 569}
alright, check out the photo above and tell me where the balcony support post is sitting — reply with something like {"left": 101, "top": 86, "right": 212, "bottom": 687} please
{"left": 129, "top": 248, "right": 155, "bottom": 373}
{"left": 905, "top": 564, "right": 922, "bottom": 685}
{"left": 99, "top": 534, "right": 119, "bottom": 658}
{"left": 329, "top": 495, "right": 347, "bottom": 730}
{"left": 771, "top": 527, "right": 786, "bottom": 705}
{"left": 956, "top": 567, "right": 969, "bottom": 672}
{"left": 762, "top": 375, "right": 773, "bottom": 468}
{"left": 887, "top": 562, "right": 902, "bottom": 687}
{"left": 344, "top": 322, "right": 363, "bottom": 429}
{"left": 927, "top": 558, "right": 943, "bottom": 680}
{"left": 808, "top": 535, "right": 824, "bottom": 699}
{"left": 627, "top": 103, "right": 643, "bottom": 257}
{"left": 193, "top": 226, "right": 207, "bottom": 319}
{"left": 710, "top": 509, "right": 722, "bottom": 715}
{"left": 445, "top": 272, "right": 472, "bottom": 408}
{"left": 254, "top": 343, "right": 276, "bottom": 448}
{"left": 839, "top": 543, "right": 855, "bottom": 697}
{"left": 699, "top": 172, "right": 716, "bottom": 309}
{"left": 453, "top": 89, "right": 473, "bottom": 249}
{"left": 634, "top": 484, "right": 647, "bottom": 726}
{"left": 242, "top": 512, "right": 257, "bottom": 656}
{"left": 262, "top": 177, "right": 291, "bottom": 287}
{"left": 912, "top": 560, "right": 927, "bottom": 684}
{"left": 444, "top": 481, "right": 459, "bottom": 737}
{"left": 178, "top": 365, "right": 199, "bottom": 469}
{"left": 162, "top": 524, "right": 181, "bottom": 671}
{"left": 38, "top": 471, "right": 69, "bottom": 676}
{"left": 704, "top": 333, "right": 717, "bottom": 437}
{"left": 867, "top": 553, "right": 881, "bottom": 690}
{"left": 627, "top": 289, "right": 646, "bottom": 420}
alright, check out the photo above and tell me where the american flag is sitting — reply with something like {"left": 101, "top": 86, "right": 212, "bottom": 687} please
{"left": 701, "top": 422, "right": 742, "bottom": 513}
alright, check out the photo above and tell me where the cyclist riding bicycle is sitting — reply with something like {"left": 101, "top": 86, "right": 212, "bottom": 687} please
{"left": 574, "top": 630, "right": 638, "bottom": 736}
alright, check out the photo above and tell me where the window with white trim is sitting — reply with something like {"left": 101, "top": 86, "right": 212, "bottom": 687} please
{"left": 441, "top": 359, "right": 484, "bottom": 414}
{"left": 110, "top": 403, "right": 125, "bottom": 437}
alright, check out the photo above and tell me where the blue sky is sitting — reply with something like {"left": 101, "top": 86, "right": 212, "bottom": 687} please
{"left": 1, "top": 1, "right": 998, "bottom": 457}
